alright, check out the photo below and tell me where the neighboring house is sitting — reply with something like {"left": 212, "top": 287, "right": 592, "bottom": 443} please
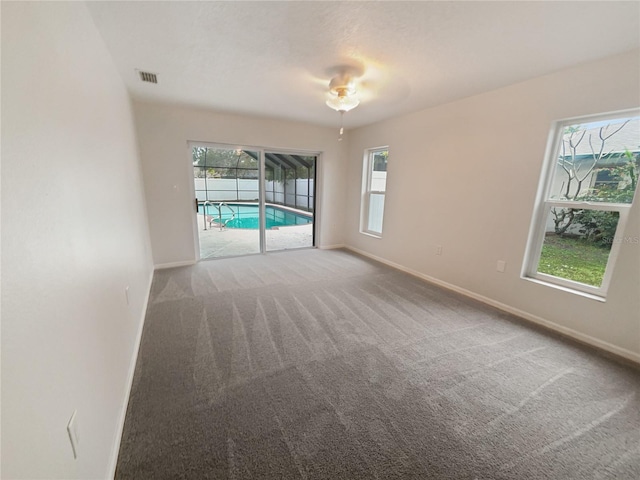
{"left": 549, "top": 117, "right": 640, "bottom": 202}
{"left": 544, "top": 118, "right": 639, "bottom": 235}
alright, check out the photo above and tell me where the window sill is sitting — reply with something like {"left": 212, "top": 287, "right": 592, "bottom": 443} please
{"left": 522, "top": 276, "right": 607, "bottom": 303}
{"left": 359, "top": 230, "right": 382, "bottom": 239}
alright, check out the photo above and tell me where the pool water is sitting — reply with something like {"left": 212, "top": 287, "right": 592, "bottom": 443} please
{"left": 202, "top": 203, "right": 312, "bottom": 229}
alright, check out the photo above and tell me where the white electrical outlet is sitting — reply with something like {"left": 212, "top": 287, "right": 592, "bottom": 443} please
{"left": 67, "top": 410, "right": 79, "bottom": 459}
{"left": 497, "top": 260, "right": 506, "bottom": 273}
{"left": 125, "top": 286, "right": 130, "bottom": 306}
{"left": 436, "top": 245, "right": 442, "bottom": 256}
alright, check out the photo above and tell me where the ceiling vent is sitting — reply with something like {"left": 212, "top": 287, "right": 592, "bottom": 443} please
{"left": 137, "top": 70, "right": 158, "bottom": 84}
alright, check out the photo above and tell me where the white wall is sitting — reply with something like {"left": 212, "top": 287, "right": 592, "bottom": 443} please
{"left": 346, "top": 50, "right": 640, "bottom": 360}
{"left": 2, "top": 3, "right": 153, "bottom": 479}
{"left": 133, "top": 102, "right": 347, "bottom": 266}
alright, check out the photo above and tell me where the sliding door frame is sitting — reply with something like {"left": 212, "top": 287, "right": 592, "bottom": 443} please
{"left": 263, "top": 148, "right": 318, "bottom": 251}
{"left": 187, "top": 141, "right": 320, "bottom": 260}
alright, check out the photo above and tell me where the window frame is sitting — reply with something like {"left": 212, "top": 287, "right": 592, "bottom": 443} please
{"left": 360, "top": 146, "right": 389, "bottom": 237}
{"left": 523, "top": 109, "right": 639, "bottom": 299}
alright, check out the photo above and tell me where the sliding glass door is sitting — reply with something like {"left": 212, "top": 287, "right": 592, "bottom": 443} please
{"left": 264, "top": 152, "right": 315, "bottom": 252}
{"left": 193, "top": 146, "right": 260, "bottom": 259}
{"left": 191, "top": 144, "right": 316, "bottom": 259}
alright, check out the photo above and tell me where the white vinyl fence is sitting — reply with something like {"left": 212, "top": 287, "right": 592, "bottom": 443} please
{"left": 195, "top": 178, "right": 314, "bottom": 211}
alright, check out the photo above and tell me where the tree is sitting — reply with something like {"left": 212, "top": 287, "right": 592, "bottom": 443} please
{"left": 572, "top": 149, "right": 639, "bottom": 245}
{"left": 551, "top": 121, "right": 630, "bottom": 236}
{"left": 192, "top": 148, "right": 258, "bottom": 178}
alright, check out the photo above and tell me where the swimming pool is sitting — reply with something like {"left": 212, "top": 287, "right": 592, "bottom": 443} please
{"left": 201, "top": 203, "right": 312, "bottom": 229}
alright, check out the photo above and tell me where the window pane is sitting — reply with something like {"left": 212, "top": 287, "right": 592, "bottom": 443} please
{"left": 361, "top": 147, "right": 389, "bottom": 236}
{"left": 372, "top": 151, "right": 388, "bottom": 172}
{"left": 371, "top": 170, "right": 387, "bottom": 192}
{"left": 192, "top": 147, "right": 208, "bottom": 166}
{"left": 370, "top": 150, "right": 388, "bottom": 192}
{"left": 368, "top": 193, "right": 385, "bottom": 234}
{"left": 549, "top": 116, "right": 640, "bottom": 204}
{"left": 536, "top": 208, "right": 620, "bottom": 287}
{"left": 192, "top": 148, "right": 249, "bottom": 168}
{"left": 236, "top": 168, "right": 258, "bottom": 179}
{"left": 214, "top": 167, "right": 236, "bottom": 178}
{"left": 236, "top": 152, "right": 258, "bottom": 169}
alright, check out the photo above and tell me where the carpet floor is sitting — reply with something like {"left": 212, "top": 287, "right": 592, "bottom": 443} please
{"left": 115, "top": 249, "right": 640, "bottom": 479}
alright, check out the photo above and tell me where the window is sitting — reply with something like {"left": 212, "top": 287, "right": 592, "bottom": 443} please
{"left": 524, "top": 111, "right": 640, "bottom": 298}
{"left": 361, "top": 147, "right": 389, "bottom": 236}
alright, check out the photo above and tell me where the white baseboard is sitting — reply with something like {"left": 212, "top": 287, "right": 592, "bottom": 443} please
{"left": 107, "top": 269, "right": 154, "bottom": 479}
{"left": 155, "top": 259, "right": 196, "bottom": 270}
{"left": 318, "top": 243, "right": 345, "bottom": 250}
{"left": 345, "top": 246, "right": 640, "bottom": 365}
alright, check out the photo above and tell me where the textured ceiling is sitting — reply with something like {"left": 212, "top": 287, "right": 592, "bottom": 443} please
{"left": 87, "top": 1, "right": 640, "bottom": 129}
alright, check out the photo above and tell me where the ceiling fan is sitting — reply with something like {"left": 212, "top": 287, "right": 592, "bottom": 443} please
{"left": 324, "top": 64, "right": 365, "bottom": 140}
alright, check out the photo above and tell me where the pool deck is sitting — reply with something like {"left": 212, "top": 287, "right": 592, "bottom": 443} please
{"left": 197, "top": 213, "right": 313, "bottom": 259}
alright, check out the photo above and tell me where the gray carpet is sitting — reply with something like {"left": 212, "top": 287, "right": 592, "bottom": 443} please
{"left": 116, "top": 249, "right": 640, "bottom": 479}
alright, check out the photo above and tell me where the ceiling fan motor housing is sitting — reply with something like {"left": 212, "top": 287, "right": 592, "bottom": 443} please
{"left": 328, "top": 74, "right": 356, "bottom": 98}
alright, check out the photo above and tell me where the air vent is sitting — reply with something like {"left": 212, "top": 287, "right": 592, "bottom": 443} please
{"left": 137, "top": 70, "right": 158, "bottom": 84}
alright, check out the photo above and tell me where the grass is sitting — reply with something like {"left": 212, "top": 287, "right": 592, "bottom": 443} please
{"left": 537, "top": 234, "right": 611, "bottom": 287}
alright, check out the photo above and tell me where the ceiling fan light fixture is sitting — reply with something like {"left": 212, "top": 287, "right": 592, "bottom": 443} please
{"left": 325, "top": 73, "right": 360, "bottom": 112}
{"left": 325, "top": 73, "right": 361, "bottom": 140}
{"left": 325, "top": 94, "right": 360, "bottom": 112}
{"left": 328, "top": 75, "right": 356, "bottom": 97}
